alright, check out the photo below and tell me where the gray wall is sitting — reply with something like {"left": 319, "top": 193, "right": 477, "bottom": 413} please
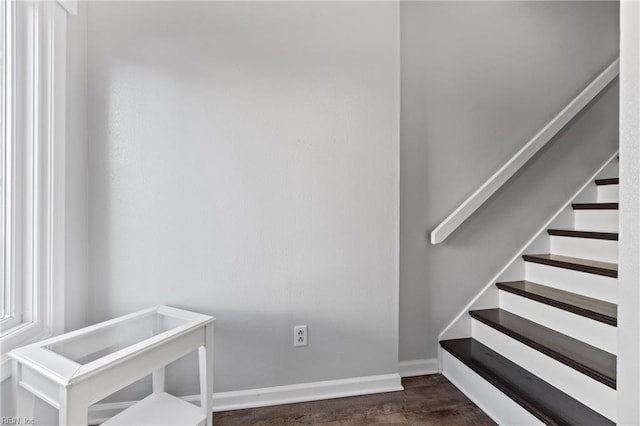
{"left": 86, "top": 1, "right": 400, "bottom": 395}
{"left": 400, "top": 1, "right": 619, "bottom": 362}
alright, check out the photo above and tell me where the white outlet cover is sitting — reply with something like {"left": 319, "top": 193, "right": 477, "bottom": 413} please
{"left": 294, "top": 325, "right": 308, "bottom": 347}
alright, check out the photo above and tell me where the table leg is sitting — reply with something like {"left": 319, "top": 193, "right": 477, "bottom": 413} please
{"left": 152, "top": 366, "right": 166, "bottom": 394}
{"left": 152, "top": 313, "right": 166, "bottom": 395}
{"left": 199, "top": 323, "right": 214, "bottom": 426}
{"left": 59, "top": 388, "right": 88, "bottom": 426}
{"left": 12, "top": 362, "right": 35, "bottom": 420}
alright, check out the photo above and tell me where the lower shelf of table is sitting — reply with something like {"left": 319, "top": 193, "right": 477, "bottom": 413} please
{"left": 101, "top": 392, "right": 207, "bottom": 426}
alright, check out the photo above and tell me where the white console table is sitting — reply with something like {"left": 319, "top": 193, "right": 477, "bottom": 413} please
{"left": 9, "top": 305, "right": 215, "bottom": 426}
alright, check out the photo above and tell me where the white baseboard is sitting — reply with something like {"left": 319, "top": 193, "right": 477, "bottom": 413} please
{"left": 398, "top": 358, "right": 439, "bottom": 377}
{"left": 89, "top": 373, "right": 403, "bottom": 425}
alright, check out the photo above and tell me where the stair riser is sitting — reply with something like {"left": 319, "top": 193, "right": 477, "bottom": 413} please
{"left": 472, "top": 320, "right": 617, "bottom": 421}
{"left": 499, "top": 291, "right": 616, "bottom": 354}
{"left": 441, "top": 350, "right": 544, "bottom": 426}
{"left": 597, "top": 185, "right": 619, "bottom": 203}
{"left": 550, "top": 236, "right": 618, "bottom": 263}
{"left": 574, "top": 210, "right": 618, "bottom": 232}
{"left": 525, "top": 263, "right": 617, "bottom": 303}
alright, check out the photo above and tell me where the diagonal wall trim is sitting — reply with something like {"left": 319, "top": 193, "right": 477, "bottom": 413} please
{"left": 431, "top": 59, "right": 620, "bottom": 244}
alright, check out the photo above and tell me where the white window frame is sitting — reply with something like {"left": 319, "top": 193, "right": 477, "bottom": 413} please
{"left": 0, "top": 0, "right": 12, "bottom": 326}
{"left": 0, "top": 0, "right": 72, "bottom": 381}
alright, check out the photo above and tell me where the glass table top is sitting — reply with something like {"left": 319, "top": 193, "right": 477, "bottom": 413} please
{"left": 44, "top": 312, "right": 189, "bottom": 364}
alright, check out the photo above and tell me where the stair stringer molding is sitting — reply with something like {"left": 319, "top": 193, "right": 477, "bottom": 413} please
{"left": 437, "top": 150, "right": 620, "bottom": 369}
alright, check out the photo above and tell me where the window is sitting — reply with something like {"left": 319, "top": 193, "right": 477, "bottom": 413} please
{"left": 1, "top": 0, "right": 20, "bottom": 331}
{"left": 0, "top": 0, "right": 9, "bottom": 324}
{"left": 0, "top": 0, "right": 70, "bottom": 380}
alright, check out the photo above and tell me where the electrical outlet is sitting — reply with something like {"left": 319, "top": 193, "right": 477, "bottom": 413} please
{"left": 294, "top": 325, "right": 308, "bottom": 347}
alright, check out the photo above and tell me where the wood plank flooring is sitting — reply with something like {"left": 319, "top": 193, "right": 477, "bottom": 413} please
{"left": 213, "top": 375, "right": 495, "bottom": 425}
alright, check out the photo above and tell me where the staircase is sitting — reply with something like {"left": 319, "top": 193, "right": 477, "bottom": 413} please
{"left": 440, "top": 163, "right": 619, "bottom": 425}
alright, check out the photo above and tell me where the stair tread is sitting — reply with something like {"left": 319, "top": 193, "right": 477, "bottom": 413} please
{"left": 547, "top": 229, "right": 618, "bottom": 240}
{"left": 470, "top": 308, "right": 616, "bottom": 388}
{"left": 572, "top": 202, "right": 618, "bottom": 210}
{"left": 497, "top": 281, "right": 617, "bottom": 326}
{"left": 523, "top": 253, "right": 618, "bottom": 278}
{"left": 595, "top": 178, "right": 619, "bottom": 186}
{"left": 440, "top": 338, "right": 614, "bottom": 426}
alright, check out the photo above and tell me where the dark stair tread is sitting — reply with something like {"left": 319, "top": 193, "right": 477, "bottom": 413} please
{"left": 547, "top": 229, "right": 618, "bottom": 241}
{"left": 469, "top": 309, "right": 616, "bottom": 389}
{"left": 497, "top": 281, "right": 617, "bottom": 326}
{"left": 440, "top": 338, "right": 614, "bottom": 426}
{"left": 523, "top": 254, "right": 618, "bottom": 278}
{"left": 572, "top": 202, "right": 618, "bottom": 210}
{"left": 595, "top": 178, "right": 619, "bottom": 185}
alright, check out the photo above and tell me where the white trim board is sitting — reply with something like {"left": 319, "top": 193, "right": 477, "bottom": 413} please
{"left": 618, "top": 1, "right": 640, "bottom": 422}
{"left": 398, "top": 359, "right": 439, "bottom": 377}
{"left": 88, "top": 373, "right": 403, "bottom": 425}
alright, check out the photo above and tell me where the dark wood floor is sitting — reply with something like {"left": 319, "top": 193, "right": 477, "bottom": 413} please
{"left": 214, "top": 375, "right": 495, "bottom": 425}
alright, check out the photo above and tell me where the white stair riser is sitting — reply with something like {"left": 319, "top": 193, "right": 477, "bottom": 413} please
{"left": 472, "top": 320, "right": 617, "bottom": 421}
{"left": 525, "top": 263, "right": 617, "bottom": 303}
{"left": 574, "top": 210, "right": 618, "bottom": 232}
{"left": 550, "top": 236, "right": 618, "bottom": 263}
{"left": 597, "top": 185, "right": 619, "bottom": 203}
{"left": 441, "top": 351, "right": 544, "bottom": 426}
{"left": 499, "top": 291, "right": 616, "bottom": 354}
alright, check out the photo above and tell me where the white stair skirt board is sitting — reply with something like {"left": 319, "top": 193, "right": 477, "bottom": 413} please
{"left": 597, "top": 185, "right": 619, "bottom": 203}
{"left": 550, "top": 235, "right": 618, "bottom": 264}
{"left": 472, "top": 320, "right": 617, "bottom": 421}
{"left": 398, "top": 359, "right": 439, "bottom": 377}
{"left": 88, "top": 373, "right": 403, "bottom": 425}
{"left": 441, "top": 350, "right": 544, "bottom": 426}
{"left": 499, "top": 291, "right": 616, "bottom": 354}
{"left": 574, "top": 210, "right": 619, "bottom": 232}
{"left": 101, "top": 392, "right": 206, "bottom": 426}
{"left": 525, "top": 263, "right": 617, "bottom": 304}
